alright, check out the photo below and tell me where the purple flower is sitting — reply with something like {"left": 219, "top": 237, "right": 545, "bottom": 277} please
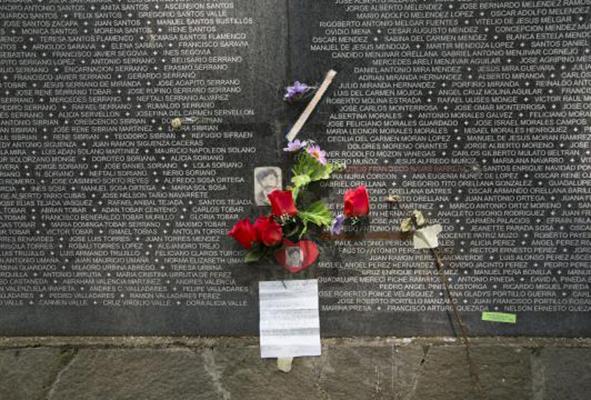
{"left": 284, "top": 81, "right": 312, "bottom": 102}
{"left": 306, "top": 144, "right": 327, "bottom": 165}
{"left": 283, "top": 139, "right": 308, "bottom": 152}
{"left": 330, "top": 214, "right": 345, "bottom": 235}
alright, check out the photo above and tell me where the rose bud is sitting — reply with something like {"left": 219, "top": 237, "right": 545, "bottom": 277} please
{"left": 343, "top": 185, "right": 370, "bottom": 218}
{"left": 254, "top": 216, "right": 283, "bottom": 247}
{"left": 227, "top": 218, "right": 257, "bottom": 249}
{"left": 267, "top": 189, "right": 298, "bottom": 217}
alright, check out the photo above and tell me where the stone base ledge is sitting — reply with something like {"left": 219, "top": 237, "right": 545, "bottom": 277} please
{"left": 1, "top": 337, "right": 590, "bottom": 400}
{"left": 1, "top": 335, "right": 591, "bottom": 348}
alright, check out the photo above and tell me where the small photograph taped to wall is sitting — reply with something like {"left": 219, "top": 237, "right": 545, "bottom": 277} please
{"left": 286, "top": 246, "right": 303, "bottom": 269}
{"left": 254, "top": 167, "right": 282, "bottom": 206}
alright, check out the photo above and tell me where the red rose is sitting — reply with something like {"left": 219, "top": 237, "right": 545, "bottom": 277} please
{"left": 343, "top": 185, "right": 370, "bottom": 217}
{"left": 228, "top": 218, "right": 257, "bottom": 249}
{"left": 267, "top": 189, "right": 298, "bottom": 217}
{"left": 254, "top": 216, "right": 283, "bottom": 247}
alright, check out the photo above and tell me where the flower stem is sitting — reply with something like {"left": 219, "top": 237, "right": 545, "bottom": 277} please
{"left": 389, "top": 198, "right": 488, "bottom": 400}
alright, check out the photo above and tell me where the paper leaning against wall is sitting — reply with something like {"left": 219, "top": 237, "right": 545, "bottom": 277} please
{"left": 259, "top": 279, "right": 321, "bottom": 359}
{"left": 413, "top": 224, "right": 443, "bottom": 249}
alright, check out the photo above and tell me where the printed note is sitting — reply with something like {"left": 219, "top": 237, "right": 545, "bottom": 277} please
{"left": 259, "top": 280, "right": 321, "bottom": 358}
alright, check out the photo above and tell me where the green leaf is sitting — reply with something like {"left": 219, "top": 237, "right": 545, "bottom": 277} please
{"left": 309, "top": 161, "right": 334, "bottom": 181}
{"left": 291, "top": 153, "right": 338, "bottom": 200}
{"left": 292, "top": 152, "right": 313, "bottom": 176}
{"left": 244, "top": 248, "right": 265, "bottom": 263}
{"left": 292, "top": 186, "right": 300, "bottom": 201}
{"left": 291, "top": 174, "right": 311, "bottom": 188}
{"left": 292, "top": 153, "right": 335, "bottom": 183}
{"left": 298, "top": 201, "right": 333, "bottom": 229}
{"left": 299, "top": 223, "right": 308, "bottom": 239}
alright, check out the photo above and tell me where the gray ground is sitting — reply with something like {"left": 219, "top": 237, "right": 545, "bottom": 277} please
{"left": 0, "top": 337, "right": 589, "bottom": 400}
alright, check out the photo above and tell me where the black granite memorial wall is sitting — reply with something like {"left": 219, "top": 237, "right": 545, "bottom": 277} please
{"left": 0, "top": 0, "right": 590, "bottom": 336}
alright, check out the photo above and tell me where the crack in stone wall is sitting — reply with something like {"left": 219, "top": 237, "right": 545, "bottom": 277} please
{"left": 403, "top": 346, "right": 430, "bottom": 400}
{"left": 201, "top": 349, "right": 232, "bottom": 400}
{"left": 43, "top": 349, "right": 78, "bottom": 400}
{"left": 530, "top": 348, "right": 546, "bottom": 400}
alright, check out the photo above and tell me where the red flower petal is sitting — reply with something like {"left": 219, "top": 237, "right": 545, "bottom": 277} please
{"left": 254, "top": 216, "right": 283, "bottom": 247}
{"left": 343, "top": 185, "right": 370, "bottom": 217}
{"left": 267, "top": 190, "right": 298, "bottom": 217}
{"left": 228, "top": 218, "right": 257, "bottom": 249}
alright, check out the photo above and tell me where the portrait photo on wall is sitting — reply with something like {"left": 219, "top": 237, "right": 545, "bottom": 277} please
{"left": 254, "top": 166, "right": 282, "bottom": 206}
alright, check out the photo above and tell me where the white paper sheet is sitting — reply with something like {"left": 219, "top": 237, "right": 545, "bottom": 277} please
{"left": 413, "top": 224, "right": 443, "bottom": 249}
{"left": 259, "top": 279, "right": 321, "bottom": 359}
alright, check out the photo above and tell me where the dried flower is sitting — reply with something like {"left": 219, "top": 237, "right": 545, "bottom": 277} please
{"left": 306, "top": 144, "right": 327, "bottom": 165}
{"left": 284, "top": 81, "right": 312, "bottom": 102}
{"left": 413, "top": 210, "right": 426, "bottom": 226}
{"left": 400, "top": 218, "right": 413, "bottom": 233}
{"left": 283, "top": 139, "right": 308, "bottom": 152}
{"left": 171, "top": 117, "right": 183, "bottom": 130}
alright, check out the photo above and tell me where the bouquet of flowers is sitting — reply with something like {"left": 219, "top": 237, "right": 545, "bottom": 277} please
{"left": 228, "top": 139, "right": 370, "bottom": 273}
